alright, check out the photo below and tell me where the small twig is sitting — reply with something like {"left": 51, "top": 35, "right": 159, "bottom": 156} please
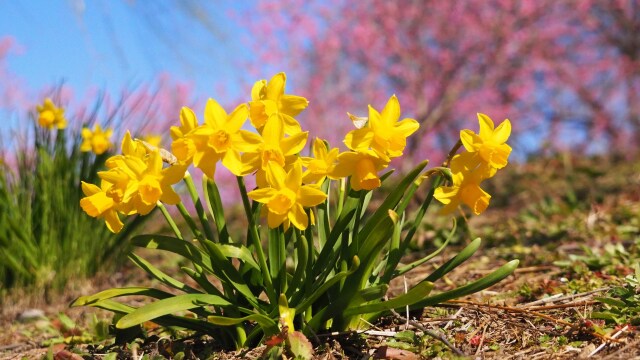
{"left": 588, "top": 325, "right": 629, "bottom": 358}
{"left": 519, "top": 287, "right": 610, "bottom": 307}
{"left": 390, "top": 309, "right": 464, "bottom": 356}
{"left": 527, "top": 300, "right": 598, "bottom": 311}
{"left": 475, "top": 322, "right": 490, "bottom": 356}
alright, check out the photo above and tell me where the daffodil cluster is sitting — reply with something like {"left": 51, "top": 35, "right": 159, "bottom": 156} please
{"left": 80, "top": 132, "right": 186, "bottom": 232}
{"left": 81, "top": 124, "right": 113, "bottom": 155}
{"left": 434, "top": 113, "right": 512, "bottom": 215}
{"left": 36, "top": 98, "right": 67, "bottom": 130}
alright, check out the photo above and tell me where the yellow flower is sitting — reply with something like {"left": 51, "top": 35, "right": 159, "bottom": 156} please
{"left": 434, "top": 152, "right": 494, "bottom": 215}
{"left": 344, "top": 95, "right": 419, "bottom": 159}
{"left": 242, "top": 116, "right": 308, "bottom": 187}
{"left": 190, "top": 99, "right": 262, "bottom": 178}
{"left": 460, "top": 113, "right": 512, "bottom": 169}
{"left": 36, "top": 98, "right": 67, "bottom": 129}
{"left": 248, "top": 161, "right": 326, "bottom": 230}
{"left": 300, "top": 138, "right": 341, "bottom": 184}
{"left": 80, "top": 124, "right": 113, "bottom": 155}
{"left": 332, "top": 150, "right": 389, "bottom": 191}
{"left": 101, "top": 132, "right": 186, "bottom": 215}
{"left": 249, "top": 72, "right": 308, "bottom": 135}
{"left": 80, "top": 181, "right": 123, "bottom": 233}
{"left": 170, "top": 107, "right": 200, "bottom": 165}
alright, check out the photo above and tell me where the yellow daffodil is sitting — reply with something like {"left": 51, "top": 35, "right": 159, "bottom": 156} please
{"left": 344, "top": 95, "right": 419, "bottom": 159}
{"left": 434, "top": 152, "right": 494, "bottom": 215}
{"left": 80, "top": 181, "right": 123, "bottom": 233}
{"left": 170, "top": 107, "right": 200, "bottom": 165}
{"left": 242, "top": 116, "right": 308, "bottom": 187}
{"left": 300, "top": 138, "right": 341, "bottom": 184}
{"left": 460, "top": 113, "right": 512, "bottom": 169}
{"left": 249, "top": 72, "right": 308, "bottom": 135}
{"left": 36, "top": 98, "right": 67, "bottom": 129}
{"left": 190, "top": 99, "right": 262, "bottom": 178}
{"left": 332, "top": 149, "right": 389, "bottom": 191}
{"left": 81, "top": 124, "right": 113, "bottom": 155}
{"left": 100, "top": 132, "right": 186, "bottom": 216}
{"left": 248, "top": 161, "right": 326, "bottom": 230}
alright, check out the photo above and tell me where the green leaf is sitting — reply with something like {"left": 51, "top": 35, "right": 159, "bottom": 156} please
{"left": 208, "top": 313, "right": 279, "bottom": 335}
{"left": 411, "top": 260, "right": 519, "bottom": 309}
{"left": 594, "top": 297, "right": 627, "bottom": 308}
{"left": 129, "top": 253, "right": 201, "bottom": 294}
{"left": 131, "top": 235, "right": 215, "bottom": 273}
{"left": 293, "top": 256, "right": 360, "bottom": 311}
{"left": 424, "top": 237, "right": 481, "bottom": 282}
{"left": 343, "top": 281, "right": 434, "bottom": 316}
{"left": 116, "top": 294, "right": 231, "bottom": 329}
{"left": 71, "top": 287, "right": 173, "bottom": 307}
{"left": 394, "top": 218, "right": 457, "bottom": 278}
{"left": 214, "top": 243, "right": 260, "bottom": 270}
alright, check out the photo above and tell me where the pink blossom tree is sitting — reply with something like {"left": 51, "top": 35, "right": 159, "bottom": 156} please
{"left": 241, "top": 0, "right": 640, "bottom": 160}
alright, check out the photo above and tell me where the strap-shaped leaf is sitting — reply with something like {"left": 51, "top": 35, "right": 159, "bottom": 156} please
{"left": 392, "top": 218, "right": 457, "bottom": 279}
{"left": 129, "top": 253, "right": 201, "bottom": 294}
{"left": 424, "top": 237, "right": 481, "bottom": 282}
{"left": 344, "top": 281, "right": 434, "bottom": 316}
{"left": 411, "top": 260, "right": 519, "bottom": 309}
{"left": 89, "top": 300, "right": 222, "bottom": 333}
{"left": 131, "top": 235, "right": 214, "bottom": 273}
{"left": 208, "top": 314, "right": 279, "bottom": 335}
{"left": 213, "top": 242, "right": 260, "bottom": 270}
{"left": 293, "top": 256, "right": 360, "bottom": 311}
{"left": 116, "top": 293, "right": 232, "bottom": 329}
{"left": 71, "top": 287, "right": 173, "bottom": 307}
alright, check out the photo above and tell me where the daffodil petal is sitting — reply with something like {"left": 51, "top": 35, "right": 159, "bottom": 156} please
{"left": 297, "top": 185, "right": 327, "bottom": 207}
{"left": 381, "top": 95, "right": 401, "bottom": 126}
{"left": 266, "top": 73, "right": 286, "bottom": 100}
{"left": 204, "top": 98, "right": 227, "bottom": 128}
{"left": 477, "top": 113, "right": 495, "bottom": 140}
{"left": 288, "top": 203, "right": 308, "bottom": 230}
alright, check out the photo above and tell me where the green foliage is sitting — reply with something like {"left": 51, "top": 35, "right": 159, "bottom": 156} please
{"left": 73, "top": 160, "right": 517, "bottom": 349}
{"left": 0, "top": 119, "right": 145, "bottom": 292}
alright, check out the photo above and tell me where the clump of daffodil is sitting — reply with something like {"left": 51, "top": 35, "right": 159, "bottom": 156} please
{"left": 74, "top": 72, "right": 519, "bottom": 352}
{"left": 80, "top": 131, "right": 186, "bottom": 232}
{"left": 248, "top": 161, "right": 326, "bottom": 230}
{"left": 434, "top": 113, "right": 511, "bottom": 215}
{"left": 36, "top": 98, "right": 67, "bottom": 130}
{"left": 81, "top": 124, "right": 113, "bottom": 155}
{"left": 249, "top": 72, "right": 309, "bottom": 135}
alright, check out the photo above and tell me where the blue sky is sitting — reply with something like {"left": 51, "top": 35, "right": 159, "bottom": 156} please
{"left": 0, "top": 1, "right": 253, "bottom": 117}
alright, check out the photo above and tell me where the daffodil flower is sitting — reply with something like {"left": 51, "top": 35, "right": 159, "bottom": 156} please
{"left": 248, "top": 161, "right": 326, "bottom": 230}
{"left": 170, "top": 107, "right": 200, "bottom": 165}
{"left": 249, "top": 72, "right": 308, "bottom": 135}
{"left": 36, "top": 98, "right": 67, "bottom": 129}
{"left": 300, "top": 138, "right": 341, "bottom": 184}
{"left": 332, "top": 149, "right": 389, "bottom": 191}
{"left": 190, "top": 99, "right": 262, "bottom": 178}
{"left": 344, "top": 95, "right": 419, "bottom": 159}
{"left": 460, "top": 113, "right": 512, "bottom": 169}
{"left": 80, "top": 181, "right": 124, "bottom": 233}
{"left": 81, "top": 124, "right": 113, "bottom": 155}
{"left": 434, "top": 152, "right": 494, "bottom": 215}
{"left": 242, "top": 116, "right": 308, "bottom": 187}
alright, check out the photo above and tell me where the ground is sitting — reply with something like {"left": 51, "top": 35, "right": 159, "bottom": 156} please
{"left": 1, "top": 153, "right": 640, "bottom": 359}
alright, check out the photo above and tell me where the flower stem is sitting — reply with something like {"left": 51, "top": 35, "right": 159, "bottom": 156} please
{"left": 175, "top": 202, "right": 203, "bottom": 240}
{"left": 183, "top": 172, "right": 216, "bottom": 242}
{"left": 157, "top": 202, "right": 182, "bottom": 240}
{"left": 236, "top": 176, "right": 277, "bottom": 304}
